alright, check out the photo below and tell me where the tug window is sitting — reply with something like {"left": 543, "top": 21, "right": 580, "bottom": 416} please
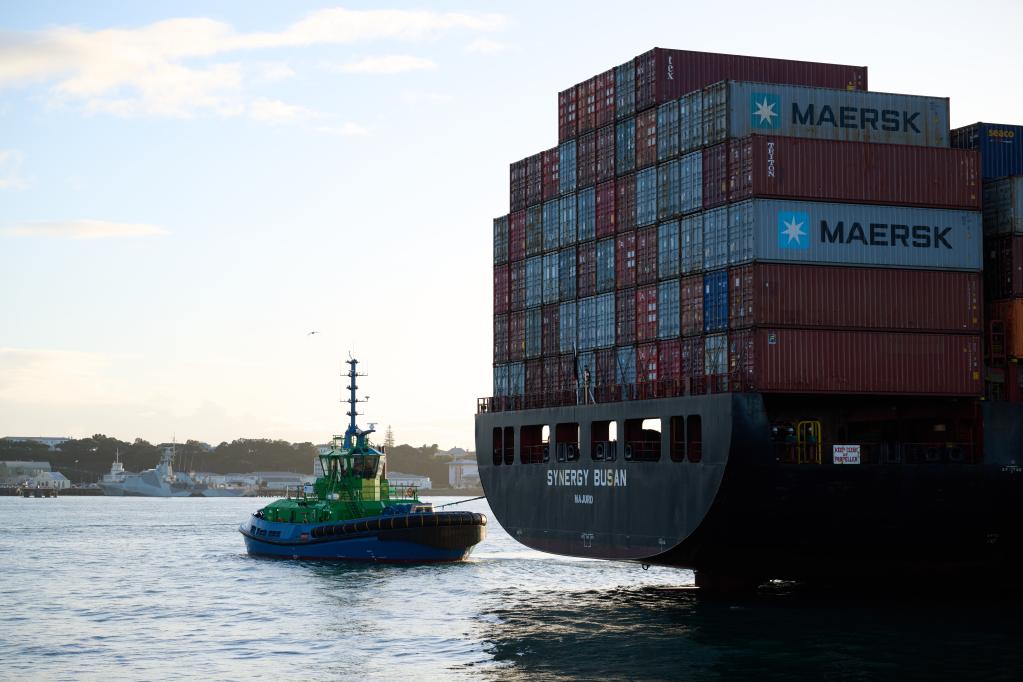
{"left": 503, "top": 427, "right": 515, "bottom": 465}
{"left": 556, "top": 422, "right": 580, "bottom": 462}
{"left": 591, "top": 420, "right": 617, "bottom": 461}
{"left": 687, "top": 415, "right": 702, "bottom": 463}
{"left": 493, "top": 427, "right": 503, "bottom": 466}
{"left": 670, "top": 416, "right": 686, "bottom": 462}
{"left": 624, "top": 418, "right": 661, "bottom": 461}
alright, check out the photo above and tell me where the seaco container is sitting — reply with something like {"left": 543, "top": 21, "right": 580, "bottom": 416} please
{"left": 951, "top": 123, "right": 1023, "bottom": 180}
{"left": 729, "top": 328, "right": 981, "bottom": 396}
{"left": 633, "top": 48, "right": 867, "bottom": 112}
{"left": 704, "top": 81, "right": 949, "bottom": 148}
{"left": 730, "top": 136, "right": 980, "bottom": 210}
{"left": 722, "top": 199, "right": 982, "bottom": 271}
{"left": 728, "top": 263, "right": 981, "bottom": 333}
{"left": 983, "top": 176, "right": 1023, "bottom": 236}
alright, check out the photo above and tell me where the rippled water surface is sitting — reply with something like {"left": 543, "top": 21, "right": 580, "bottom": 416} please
{"left": 2, "top": 496, "right": 1022, "bottom": 681}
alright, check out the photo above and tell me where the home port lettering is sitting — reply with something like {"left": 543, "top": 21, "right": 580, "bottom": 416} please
{"left": 820, "top": 220, "right": 952, "bottom": 249}
{"left": 792, "top": 103, "right": 921, "bottom": 133}
{"left": 547, "top": 468, "right": 628, "bottom": 487}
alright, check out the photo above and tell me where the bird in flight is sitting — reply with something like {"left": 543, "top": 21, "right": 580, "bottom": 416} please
{"left": 308, "top": 331, "right": 320, "bottom": 335}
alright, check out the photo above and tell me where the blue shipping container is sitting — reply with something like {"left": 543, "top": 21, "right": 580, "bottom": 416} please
{"left": 703, "top": 334, "right": 727, "bottom": 376}
{"left": 658, "top": 279, "right": 681, "bottom": 338}
{"left": 559, "top": 301, "right": 576, "bottom": 353}
{"left": 658, "top": 160, "right": 681, "bottom": 220}
{"left": 596, "top": 238, "right": 616, "bottom": 293}
{"left": 636, "top": 166, "right": 658, "bottom": 226}
{"left": 559, "top": 140, "right": 577, "bottom": 195}
{"left": 615, "top": 60, "right": 635, "bottom": 120}
{"left": 616, "top": 346, "right": 636, "bottom": 386}
{"left": 952, "top": 122, "right": 1023, "bottom": 180}
{"left": 702, "top": 270, "right": 729, "bottom": 332}
{"left": 559, "top": 194, "right": 577, "bottom": 246}
{"left": 525, "top": 256, "right": 543, "bottom": 308}
{"left": 616, "top": 118, "right": 636, "bottom": 173}
{"left": 658, "top": 221, "right": 680, "bottom": 279}
{"left": 679, "top": 151, "right": 703, "bottom": 214}
{"left": 542, "top": 200, "right": 560, "bottom": 252}
{"left": 542, "top": 252, "right": 559, "bottom": 304}
{"left": 679, "top": 91, "right": 703, "bottom": 153}
{"left": 525, "top": 306, "right": 542, "bottom": 358}
{"left": 680, "top": 214, "right": 704, "bottom": 274}
{"left": 983, "top": 176, "right": 1023, "bottom": 235}
{"left": 494, "top": 215, "right": 509, "bottom": 265}
{"left": 558, "top": 247, "right": 577, "bottom": 301}
{"left": 657, "top": 100, "right": 680, "bottom": 161}
{"left": 703, "top": 206, "right": 729, "bottom": 269}
{"left": 577, "top": 187, "right": 596, "bottom": 242}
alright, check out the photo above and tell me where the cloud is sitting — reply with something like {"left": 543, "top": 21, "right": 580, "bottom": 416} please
{"left": 337, "top": 55, "right": 437, "bottom": 74}
{"left": 248, "top": 97, "right": 315, "bottom": 123}
{"left": 2, "top": 219, "right": 169, "bottom": 240}
{"left": 0, "top": 9, "right": 506, "bottom": 118}
{"left": 0, "top": 348, "right": 118, "bottom": 406}
{"left": 260, "top": 63, "right": 295, "bottom": 82}
{"left": 0, "top": 149, "right": 28, "bottom": 189}
{"left": 314, "top": 122, "right": 369, "bottom": 136}
{"left": 465, "top": 38, "right": 505, "bottom": 53}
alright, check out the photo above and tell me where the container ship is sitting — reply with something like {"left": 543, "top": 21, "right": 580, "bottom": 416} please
{"left": 475, "top": 48, "right": 1023, "bottom": 590}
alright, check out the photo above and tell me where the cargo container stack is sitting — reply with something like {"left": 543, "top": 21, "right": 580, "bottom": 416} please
{"left": 493, "top": 48, "right": 986, "bottom": 409}
{"left": 953, "top": 123, "right": 1023, "bottom": 401}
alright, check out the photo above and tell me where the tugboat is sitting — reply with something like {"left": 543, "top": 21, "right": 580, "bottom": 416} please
{"left": 239, "top": 358, "right": 487, "bottom": 562}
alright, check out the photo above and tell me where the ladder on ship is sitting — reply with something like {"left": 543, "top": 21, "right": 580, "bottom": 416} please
{"left": 795, "top": 420, "right": 822, "bottom": 464}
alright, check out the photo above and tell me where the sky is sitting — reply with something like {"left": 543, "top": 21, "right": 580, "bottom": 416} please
{"left": 2, "top": 0, "right": 1022, "bottom": 450}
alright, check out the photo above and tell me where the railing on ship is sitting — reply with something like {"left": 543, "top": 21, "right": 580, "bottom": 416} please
{"left": 772, "top": 441, "right": 977, "bottom": 465}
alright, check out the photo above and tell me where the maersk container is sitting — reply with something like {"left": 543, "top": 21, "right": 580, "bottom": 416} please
{"left": 983, "top": 176, "right": 1023, "bottom": 236}
{"left": 725, "top": 199, "right": 982, "bottom": 271}
{"left": 509, "top": 311, "right": 525, "bottom": 361}
{"left": 681, "top": 274, "right": 703, "bottom": 336}
{"left": 616, "top": 118, "right": 636, "bottom": 174}
{"left": 616, "top": 345, "right": 637, "bottom": 385}
{"left": 577, "top": 187, "right": 596, "bottom": 242}
{"left": 658, "top": 221, "right": 680, "bottom": 279}
{"left": 525, "top": 307, "right": 542, "bottom": 359}
{"left": 596, "top": 125, "right": 616, "bottom": 182}
{"left": 558, "top": 247, "right": 576, "bottom": 301}
{"left": 510, "top": 158, "right": 527, "bottom": 212}
{"left": 616, "top": 288, "right": 636, "bottom": 345}
{"left": 636, "top": 108, "right": 658, "bottom": 169}
{"left": 633, "top": 47, "right": 867, "bottom": 112}
{"left": 636, "top": 167, "right": 658, "bottom": 227}
{"left": 578, "top": 77, "right": 596, "bottom": 136}
{"left": 596, "top": 180, "right": 616, "bottom": 238}
{"left": 680, "top": 214, "right": 703, "bottom": 274}
{"left": 526, "top": 153, "right": 543, "bottom": 208}
{"left": 494, "top": 315, "right": 509, "bottom": 364}
{"left": 494, "top": 215, "right": 509, "bottom": 265}
{"left": 658, "top": 279, "right": 681, "bottom": 338}
{"left": 658, "top": 339, "right": 682, "bottom": 382}
{"left": 704, "top": 81, "right": 949, "bottom": 148}
{"left": 558, "top": 85, "right": 578, "bottom": 144}
{"left": 542, "top": 147, "right": 560, "bottom": 202}
{"left": 542, "top": 200, "right": 559, "bottom": 253}
{"left": 703, "top": 269, "right": 729, "bottom": 331}
{"left": 985, "top": 235, "right": 1023, "bottom": 299}
{"left": 658, "top": 100, "right": 681, "bottom": 161}
{"left": 680, "top": 91, "right": 703, "bottom": 154}
{"left": 636, "top": 284, "right": 658, "bottom": 342}
{"left": 679, "top": 151, "right": 703, "bottom": 215}
{"left": 577, "top": 241, "right": 597, "bottom": 298}
{"left": 952, "top": 122, "right": 1023, "bottom": 180}
{"left": 636, "top": 225, "right": 658, "bottom": 285}
{"left": 616, "top": 174, "right": 636, "bottom": 232}
{"left": 704, "top": 333, "right": 728, "bottom": 376}
{"left": 595, "top": 69, "right": 616, "bottom": 128}
{"left": 559, "top": 140, "right": 577, "bottom": 195}
{"left": 526, "top": 206, "right": 543, "bottom": 257}
{"left": 558, "top": 300, "right": 576, "bottom": 354}
{"left": 558, "top": 195, "right": 576, "bottom": 246}
{"left": 615, "top": 60, "right": 635, "bottom": 121}
{"left": 596, "top": 293, "right": 616, "bottom": 348}
{"left": 729, "top": 328, "right": 982, "bottom": 396}
{"left": 730, "top": 135, "right": 981, "bottom": 210}
{"left": 616, "top": 231, "right": 637, "bottom": 289}
{"left": 703, "top": 206, "right": 729, "bottom": 269}
{"left": 657, "top": 160, "right": 681, "bottom": 220}
{"left": 509, "top": 260, "right": 526, "bottom": 311}
{"left": 596, "top": 238, "right": 616, "bottom": 293}
{"left": 525, "top": 256, "right": 542, "bottom": 308}
{"left": 544, "top": 304, "right": 560, "bottom": 357}
{"left": 509, "top": 210, "right": 526, "bottom": 262}
{"left": 577, "top": 132, "right": 596, "bottom": 189}
{"left": 494, "top": 264, "right": 509, "bottom": 314}
{"left": 728, "top": 263, "right": 981, "bottom": 332}
{"left": 989, "top": 298, "right": 1023, "bottom": 358}
{"left": 542, "top": 253, "right": 559, "bottom": 305}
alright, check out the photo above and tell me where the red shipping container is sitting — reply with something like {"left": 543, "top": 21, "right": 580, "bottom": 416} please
{"left": 729, "top": 328, "right": 981, "bottom": 396}
{"left": 633, "top": 47, "right": 868, "bottom": 112}
{"left": 543, "top": 355, "right": 560, "bottom": 400}
{"left": 494, "top": 315, "right": 509, "bottom": 364}
{"left": 617, "top": 288, "right": 637, "bottom": 345}
{"left": 494, "top": 264, "right": 509, "bottom": 314}
{"left": 636, "top": 285, "right": 658, "bottom": 341}
{"left": 636, "top": 225, "right": 658, "bottom": 285}
{"left": 510, "top": 158, "right": 528, "bottom": 212}
{"left": 594, "top": 69, "right": 616, "bottom": 128}
{"left": 558, "top": 85, "right": 578, "bottom": 143}
{"left": 616, "top": 173, "right": 636, "bottom": 232}
{"left": 509, "top": 210, "right": 526, "bottom": 262}
{"left": 525, "top": 358, "right": 544, "bottom": 399}
{"left": 658, "top": 339, "right": 682, "bottom": 381}
{"left": 681, "top": 275, "right": 704, "bottom": 336}
{"left": 542, "top": 147, "right": 560, "bottom": 202}
{"left": 596, "top": 180, "right": 616, "bottom": 238}
{"left": 577, "top": 241, "right": 597, "bottom": 298}
{"left": 728, "top": 263, "right": 981, "bottom": 333}
{"left": 577, "top": 131, "right": 596, "bottom": 189}
{"left": 702, "top": 142, "right": 728, "bottom": 208}
{"left": 526, "top": 152, "right": 543, "bottom": 208}
{"left": 559, "top": 354, "right": 577, "bottom": 392}
{"left": 682, "top": 336, "right": 705, "bottom": 377}
{"left": 509, "top": 311, "right": 525, "bottom": 361}
{"left": 509, "top": 260, "right": 526, "bottom": 311}
{"left": 578, "top": 76, "right": 597, "bottom": 136}
{"left": 615, "top": 232, "right": 637, "bottom": 289}
{"left": 989, "top": 299, "right": 1023, "bottom": 358}
{"left": 635, "top": 108, "right": 658, "bottom": 169}
{"left": 729, "top": 136, "right": 981, "bottom": 209}
{"left": 637, "top": 342, "right": 659, "bottom": 383}
{"left": 596, "top": 124, "right": 616, "bottom": 182}
{"left": 595, "top": 347, "right": 616, "bottom": 387}
{"left": 542, "top": 304, "right": 560, "bottom": 357}
{"left": 985, "top": 235, "right": 1023, "bottom": 299}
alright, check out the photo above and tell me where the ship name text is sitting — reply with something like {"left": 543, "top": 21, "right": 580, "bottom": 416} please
{"left": 547, "top": 468, "right": 627, "bottom": 487}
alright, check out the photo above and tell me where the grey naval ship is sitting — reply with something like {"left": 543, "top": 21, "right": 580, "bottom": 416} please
{"left": 100, "top": 446, "right": 242, "bottom": 498}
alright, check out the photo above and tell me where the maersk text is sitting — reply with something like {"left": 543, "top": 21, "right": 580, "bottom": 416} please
{"left": 819, "top": 221, "right": 952, "bottom": 249}
{"left": 792, "top": 104, "right": 921, "bottom": 133}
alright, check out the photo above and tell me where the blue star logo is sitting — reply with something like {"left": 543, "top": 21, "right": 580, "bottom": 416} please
{"left": 751, "top": 92, "right": 781, "bottom": 129}
{"left": 778, "top": 211, "right": 809, "bottom": 250}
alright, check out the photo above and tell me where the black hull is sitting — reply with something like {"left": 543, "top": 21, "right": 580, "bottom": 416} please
{"left": 475, "top": 393, "right": 1023, "bottom": 582}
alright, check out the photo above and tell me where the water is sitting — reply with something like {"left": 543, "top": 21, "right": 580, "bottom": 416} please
{"left": 2, "top": 496, "right": 1021, "bottom": 681}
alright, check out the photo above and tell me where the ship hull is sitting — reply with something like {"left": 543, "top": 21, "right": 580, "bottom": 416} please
{"left": 239, "top": 511, "right": 487, "bottom": 563}
{"left": 476, "top": 393, "right": 1023, "bottom": 583}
